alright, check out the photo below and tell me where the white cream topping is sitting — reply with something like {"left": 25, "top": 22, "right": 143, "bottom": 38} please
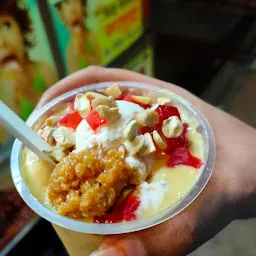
{"left": 75, "top": 101, "right": 143, "bottom": 152}
{"left": 125, "top": 156, "right": 146, "bottom": 171}
{"left": 135, "top": 181, "right": 168, "bottom": 216}
{"left": 125, "top": 156, "right": 148, "bottom": 184}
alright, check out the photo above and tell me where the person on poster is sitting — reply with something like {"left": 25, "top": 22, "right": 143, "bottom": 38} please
{"left": 0, "top": 0, "right": 57, "bottom": 143}
{"left": 55, "top": 0, "right": 102, "bottom": 73}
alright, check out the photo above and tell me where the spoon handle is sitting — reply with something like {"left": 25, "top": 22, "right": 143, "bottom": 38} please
{"left": 0, "top": 101, "right": 55, "bottom": 164}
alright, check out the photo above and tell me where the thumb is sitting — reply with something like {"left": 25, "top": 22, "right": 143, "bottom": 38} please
{"left": 90, "top": 236, "right": 147, "bottom": 256}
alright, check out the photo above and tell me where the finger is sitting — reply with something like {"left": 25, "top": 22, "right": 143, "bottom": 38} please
{"left": 37, "top": 66, "right": 196, "bottom": 108}
{"left": 88, "top": 177, "right": 221, "bottom": 256}
{"left": 90, "top": 236, "right": 147, "bottom": 256}
{"left": 89, "top": 217, "right": 192, "bottom": 256}
{"left": 89, "top": 174, "right": 235, "bottom": 256}
{"left": 88, "top": 203, "right": 197, "bottom": 256}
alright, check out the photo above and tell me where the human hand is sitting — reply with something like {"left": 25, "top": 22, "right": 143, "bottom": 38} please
{"left": 37, "top": 66, "right": 256, "bottom": 256}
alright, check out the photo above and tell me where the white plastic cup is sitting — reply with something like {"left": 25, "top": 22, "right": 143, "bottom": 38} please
{"left": 11, "top": 82, "right": 216, "bottom": 255}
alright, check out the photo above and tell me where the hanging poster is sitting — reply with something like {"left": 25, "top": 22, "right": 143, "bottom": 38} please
{"left": 0, "top": 0, "right": 58, "bottom": 155}
{"left": 48, "top": 0, "right": 143, "bottom": 74}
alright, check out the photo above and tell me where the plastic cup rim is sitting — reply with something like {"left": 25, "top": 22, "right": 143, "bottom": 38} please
{"left": 11, "top": 81, "right": 216, "bottom": 235}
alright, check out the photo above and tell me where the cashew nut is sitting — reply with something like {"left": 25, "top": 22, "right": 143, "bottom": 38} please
{"left": 157, "top": 97, "right": 172, "bottom": 105}
{"left": 53, "top": 126, "right": 75, "bottom": 147}
{"left": 162, "top": 116, "right": 183, "bottom": 138}
{"left": 123, "top": 135, "right": 145, "bottom": 156}
{"left": 85, "top": 91, "right": 108, "bottom": 99}
{"left": 38, "top": 126, "right": 55, "bottom": 145}
{"left": 48, "top": 146, "right": 68, "bottom": 162}
{"left": 96, "top": 89, "right": 107, "bottom": 94}
{"left": 152, "top": 130, "right": 167, "bottom": 149}
{"left": 74, "top": 93, "right": 91, "bottom": 118}
{"left": 91, "top": 97, "right": 116, "bottom": 109}
{"left": 131, "top": 95, "right": 151, "bottom": 105}
{"left": 135, "top": 109, "right": 159, "bottom": 127}
{"left": 123, "top": 120, "right": 139, "bottom": 141}
{"left": 96, "top": 105, "right": 119, "bottom": 122}
{"left": 139, "top": 133, "right": 156, "bottom": 156}
{"left": 45, "top": 116, "right": 60, "bottom": 127}
{"left": 105, "top": 83, "right": 122, "bottom": 98}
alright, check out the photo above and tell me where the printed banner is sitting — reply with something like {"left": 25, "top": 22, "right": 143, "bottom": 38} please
{"left": 0, "top": 0, "right": 58, "bottom": 148}
{"left": 48, "top": 0, "right": 143, "bottom": 74}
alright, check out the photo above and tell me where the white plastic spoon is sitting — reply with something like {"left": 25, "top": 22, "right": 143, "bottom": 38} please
{"left": 0, "top": 101, "right": 55, "bottom": 165}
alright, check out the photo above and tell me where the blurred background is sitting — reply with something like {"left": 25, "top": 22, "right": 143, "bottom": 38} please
{"left": 0, "top": 0, "right": 256, "bottom": 255}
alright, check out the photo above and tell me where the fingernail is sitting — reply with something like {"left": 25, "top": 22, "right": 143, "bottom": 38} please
{"left": 90, "top": 236, "right": 147, "bottom": 256}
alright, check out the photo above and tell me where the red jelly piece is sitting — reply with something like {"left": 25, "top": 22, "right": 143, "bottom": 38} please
{"left": 164, "top": 124, "right": 189, "bottom": 154}
{"left": 123, "top": 93, "right": 133, "bottom": 102}
{"left": 93, "top": 195, "right": 140, "bottom": 224}
{"left": 123, "top": 195, "right": 140, "bottom": 221}
{"left": 139, "top": 103, "right": 151, "bottom": 109}
{"left": 86, "top": 110, "right": 107, "bottom": 131}
{"left": 167, "top": 147, "right": 202, "bottom": 168}
{"left": 58, "top": 112, "right": 82, "bottom": 130}
{"left": 116, "top": 95, "right": 124, "bottom": 100}
{"left": 141, "top": 106, "right": 182, "bottom": 134}
{"left": 141, "top": 126, "right": 155, "bottom": 135}
{"left": 164, "top": 136, "right": 188, "bottom": 153}
{"left": 155, "top": 105, "right": 181, "bottom": 125}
